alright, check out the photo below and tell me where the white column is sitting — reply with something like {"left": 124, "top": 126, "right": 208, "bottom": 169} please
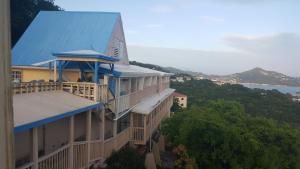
{"left": 0, "top": 0, "right": 14, "bottom": 168}
{"left": 69, "top": 116, "right": 74, "bottom": 169}
{"left": 32, "top": 128, "right": 39, "bottom": 169}
{"left": 100, "top": 108, "right": 105, "bottom": 158}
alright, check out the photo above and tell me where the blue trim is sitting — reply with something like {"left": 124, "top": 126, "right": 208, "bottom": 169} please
{"left": 53, "top": 52, "right": 119, "bottom": 62}
{"left": 14, "top": 103, "right": 103, "bottom": 134}
{"left": 98, "top": 67, "right": 122, "bottom": 77}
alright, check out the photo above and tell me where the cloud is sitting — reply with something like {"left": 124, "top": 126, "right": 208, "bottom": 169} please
{"left": 222, "top": 33, "right": 300, "bottom": 58}
{"left": 144, "top": 24, "right": 162, "bottom": 28}
{"left": 150, "top": 4, "right": 173, "bottom": 13}
{"left": 126, "top": 30, "right": 139, "bottom": 34}
{"left": 128, "top": 45, "right": 256, "bottom": 75}
{"left": 127, "top": 33, "right": 300, "bottom": 76}
{"left": 200, "top": 16, "right": 225, "bottom": 23}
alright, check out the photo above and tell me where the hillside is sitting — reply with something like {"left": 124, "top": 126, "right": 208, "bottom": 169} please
{"left": 130, "top": 61, "right": 300, "bottom": 86}
{"left": 229, "top": 67, "right": 300, "bottom": 86}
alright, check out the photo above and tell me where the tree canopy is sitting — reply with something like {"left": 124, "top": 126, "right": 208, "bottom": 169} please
{"left": 171, "top": 80, "right": 300, "bottom": 128}
{"left": 162, "top": 100, "right": 300, "bottom": 169}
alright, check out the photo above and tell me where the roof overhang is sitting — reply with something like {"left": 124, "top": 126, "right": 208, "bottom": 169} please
{"left": 132, "top": 88, "right": 175, "bottom": 115}
{"left": 53, "top": 50, "right": 119, "bottom": 64}
{"left": 14, "top": 91, "right": 102, "bottom": 133}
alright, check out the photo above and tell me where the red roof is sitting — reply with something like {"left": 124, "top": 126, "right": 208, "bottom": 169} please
{"left": 173, "top": 92, "right": 187, "bottom": 97}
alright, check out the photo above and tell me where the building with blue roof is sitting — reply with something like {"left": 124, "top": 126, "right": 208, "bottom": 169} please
{"left": 12, "top": 11, "right": 174, "bottom": 169}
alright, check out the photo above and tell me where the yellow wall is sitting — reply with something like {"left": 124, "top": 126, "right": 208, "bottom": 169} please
{"left": 12, "top": 67, "right": 80, "bottom": 82}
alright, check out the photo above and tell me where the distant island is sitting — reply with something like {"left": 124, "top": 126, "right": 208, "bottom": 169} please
{"left": 130, "top": 61, "right": 300, "bottom": 87}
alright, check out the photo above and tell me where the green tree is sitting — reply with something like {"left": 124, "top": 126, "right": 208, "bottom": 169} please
{"left": 162, "top": 100, "right": 300, "bottom": 169}
{"left": 105, "top": 147, "right": 145, "bottom": 169}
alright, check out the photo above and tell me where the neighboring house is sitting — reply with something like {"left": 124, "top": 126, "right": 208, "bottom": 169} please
{"left": 173, "top": 92, "right": 187, "bottom": 108}
{"left": 176, "top": 77, "right": 184, "bottom": 83}
{"left": 12, "top": 11, "right": 174, "bottom": 169}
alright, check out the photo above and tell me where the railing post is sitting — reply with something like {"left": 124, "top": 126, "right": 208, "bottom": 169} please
{"left": 69, "top": 116, "right": 74, "bottom": 169}
{"left": 32, "top": 128, "right": 39, "bottom": 169}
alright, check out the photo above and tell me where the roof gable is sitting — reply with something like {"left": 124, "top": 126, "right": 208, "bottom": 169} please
{"left": 12, "top": 11, "right": 120, "bottom": 66}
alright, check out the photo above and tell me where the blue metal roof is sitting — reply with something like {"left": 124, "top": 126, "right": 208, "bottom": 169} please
{"left": 12, "top": 11, "right": 120, "bottom": 66}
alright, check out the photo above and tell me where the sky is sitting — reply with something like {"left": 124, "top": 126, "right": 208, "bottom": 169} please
{"left": 55, "top": 0, "right": 300, "bottom": 76}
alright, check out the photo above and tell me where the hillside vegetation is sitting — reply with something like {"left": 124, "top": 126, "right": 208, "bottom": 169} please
{"left": 172, "top": 80, "right": 300, "bottom": 127}
{"left": 162, "top": 80, "right": 300, "bottom": 169}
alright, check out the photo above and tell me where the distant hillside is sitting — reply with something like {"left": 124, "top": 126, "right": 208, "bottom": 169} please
{"left": 228, "top": 67, "right": 300, "bottom": 86}
{"left": 130, "top": 61, "right": 300, "bottom": 86}
{"left": 129, "top": 61, "right": 203, "bottom": 76}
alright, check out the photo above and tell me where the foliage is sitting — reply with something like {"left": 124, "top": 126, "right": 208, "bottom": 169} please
{"left": 10, "top": 0, "right": 61, "bottom": 46}
{"left": 171, "top": 98, "right": 183, "bottom": 112}
{"left": 171, "top": 80, "right": 300, "bottom": 127}
{"left": 162, "top": 100, "right": 300, "bottom": 169}
{"left": 105, "top": 147, "right": 145, "bottom": 169}
{"left": 129, "top": 61, "right": 170, "bottom": 73}
{"left": 173, "top": 145, "right": 198, "bottom": 169}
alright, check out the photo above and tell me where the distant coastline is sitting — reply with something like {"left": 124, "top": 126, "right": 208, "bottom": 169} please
{"left": 241, "top": 83, "right": 300, "bottom": 96}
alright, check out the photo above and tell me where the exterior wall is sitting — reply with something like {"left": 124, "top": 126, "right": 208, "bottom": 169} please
{"left": 15, "top": 130, "right": 31, "bottom": 162}
{"left": 74, "top": 112, "right": 87, "bottom": 141}
{"left": 12, "top": 67, "right": 80, "bottom": 82}
{"left": 44, "top": 118, "right": 69, "bottom": 154}
{"left": 175, "top": 96, "right": 187, "bottom": 108}
{"left": 106, "top": 16, "right": 129, "bottom": 65}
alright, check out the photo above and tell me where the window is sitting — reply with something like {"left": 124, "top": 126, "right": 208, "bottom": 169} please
{"left": 181, "top": 98, "right": 184, "bottom": 100}
{"left": 181, "top": 104, "right": 184, "bottom": 106}
{"left": 12, "top": 71, "right": 22, "bottom": 82}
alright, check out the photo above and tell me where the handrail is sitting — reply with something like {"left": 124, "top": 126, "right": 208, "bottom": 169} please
{"left": 38, "top": 144, "right": 69, "bottom": 162}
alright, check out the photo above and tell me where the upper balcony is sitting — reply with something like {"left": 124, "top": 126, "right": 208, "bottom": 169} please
{"left": 109, "top": 76, "right": 171, "bottom": 119}
{"left": 13, "top": 81, "right": 108, "bottom": 103}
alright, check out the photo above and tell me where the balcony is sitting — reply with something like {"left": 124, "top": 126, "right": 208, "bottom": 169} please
{"left": 13, "top": 82, "right": 108, "bottom": 103}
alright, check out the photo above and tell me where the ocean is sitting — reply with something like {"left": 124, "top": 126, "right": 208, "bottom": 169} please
{"left": 241, "top": 83, "right": 300, "bottom": 96}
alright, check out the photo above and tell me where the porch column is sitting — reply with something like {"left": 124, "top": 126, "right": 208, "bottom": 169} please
{"left": 94, "top": 62, "right": 99, "bottom": 84}
{"left": 113, "top": 118, "right": 118, "bottom": 151}
{"left": 69, "top": 116, "right": 74, "bottom": 169}
{"left": 100, "top": 108, "right": 105, "bottom": 158}
{"left": 53, "top": 60, "right": 57, "bottom": 82}
{"left": 48, "top": 62, "right": 52, "bottom": 80}
{"left": 0, "top": 0, "right": 14, "bottom": 168}
{"left": 150, "top": 113, "right": 153, "bottom": 152}
{"left": 32, "top": 128, "right": 39, "bottom": 169}
{"left": 86, "top": 110, "right": 92, "bottom": 165}
{"left": 143, "top": 115, "right": 147, "bottom": 145}
{"left": 129, "top": 78, "right": 132, "bottom": 95}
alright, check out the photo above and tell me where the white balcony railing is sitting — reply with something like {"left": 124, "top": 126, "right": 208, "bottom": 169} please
{"left": 13, "top": 82, "right": 61, "bottom": 94}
